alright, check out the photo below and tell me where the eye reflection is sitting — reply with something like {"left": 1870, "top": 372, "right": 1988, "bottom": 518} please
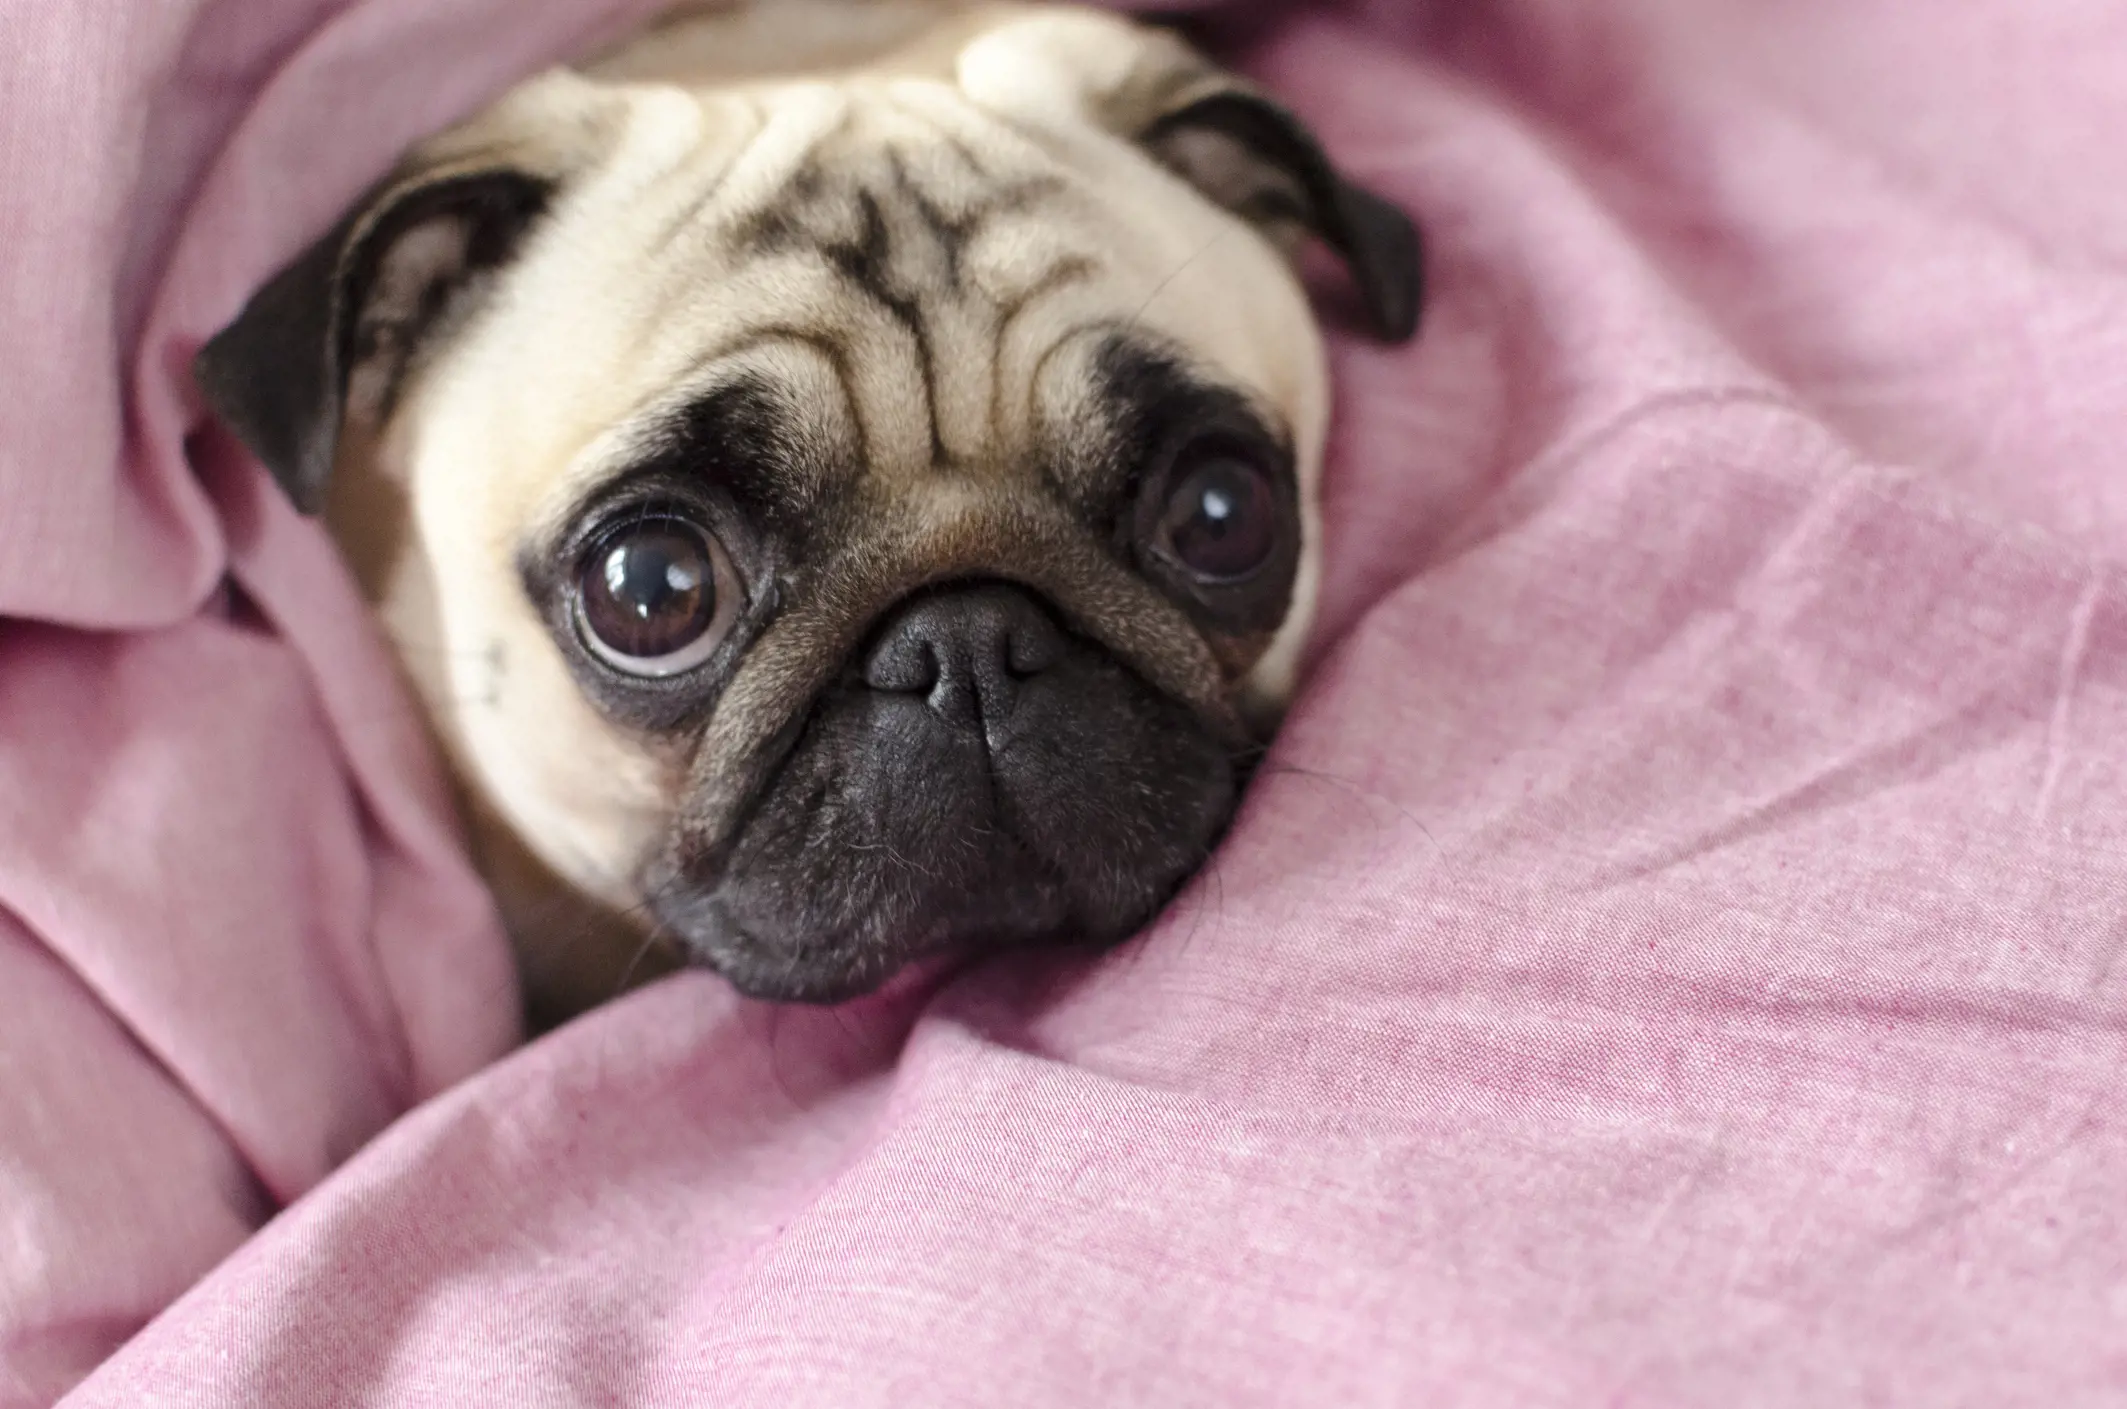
{"left": 574, "top": 517, "right": 734, "bottom": 677}
{"left": 1158, "top": 452, "right": 1279, "bottom": 582}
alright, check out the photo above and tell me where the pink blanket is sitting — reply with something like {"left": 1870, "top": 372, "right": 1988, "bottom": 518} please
{"left": 7, "top": 0, "right": 2127, "bottom": 1403}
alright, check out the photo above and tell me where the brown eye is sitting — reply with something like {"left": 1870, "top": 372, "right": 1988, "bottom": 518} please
{"left": 573, "top": 517, "right": 738, "bottom": 677}
{"left": 1156, "top": 450, "right": 1280, "bottom": 582}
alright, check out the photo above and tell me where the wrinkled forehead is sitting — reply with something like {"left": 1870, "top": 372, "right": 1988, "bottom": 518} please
{"left": 420, "top": 62, "right": 1326, "bottom": 524}
{"left": 542, "top": 327, "right": 1283, "bottom": 564}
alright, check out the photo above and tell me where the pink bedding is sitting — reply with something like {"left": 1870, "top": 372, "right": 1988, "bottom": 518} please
{"left": 7, "top": 0, "right": 2127, "bottom": 1403}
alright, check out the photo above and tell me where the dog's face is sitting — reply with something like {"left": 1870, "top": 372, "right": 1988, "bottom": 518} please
{"left": 198, "top": 3, "right": 1420, "bottom": 1005}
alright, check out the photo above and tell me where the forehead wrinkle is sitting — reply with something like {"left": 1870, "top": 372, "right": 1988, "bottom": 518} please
{"left": 985, "top": 252, "right": 1100, "bottom": 465}
{"left": 708, "top": 81, "right": 854, "bottom": 242}
{"left": 625, "top": 261, "right": 911, "bottom": 476}
{"left": 1019, "top": 322, "right": 1116, "bottom": 497}
{"left": 881, "top": 75, "right": 1060, "bottom": 184}
{"left": 529, "top": 60, "right": 1316, "bottom": 584}
{"left": 609, "top": 75, "right": 1255, "bottom": 497}
{"left": 1029, "top": 325, "right": 1297, "bottom": 510}
{"left": 640, "top": 93, "right": 767, "bottom": 257}
{"left": 553, "top": 340, "right": 854, "bottom": 535}
{"left": 697, "top": 80, "right": 1107, "bottom": 480}
{"left": 857, "top": 85, "right": 1098, "bottom": 468}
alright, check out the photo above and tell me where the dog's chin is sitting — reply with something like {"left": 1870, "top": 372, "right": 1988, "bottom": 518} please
{"left": 650, "top": 649, "right": 1241, "bottom": 1005}
{"left": 653, "top": 884, "right": 1077, "bottom": 1006}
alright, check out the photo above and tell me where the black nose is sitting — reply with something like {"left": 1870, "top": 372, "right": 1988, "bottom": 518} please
{"left": 863, "top": 584, "right": 1067, "bottom": 736}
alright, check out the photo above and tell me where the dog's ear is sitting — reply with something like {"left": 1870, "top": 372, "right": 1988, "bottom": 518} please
{"left": 973, "top": 14, "right": 1424, "bottom": 344}
{"left": 194, "top": 166, "right": 552, "bottom": 514}
{"left": 1138, "top": 85, "right": 1423, "bottom": 345}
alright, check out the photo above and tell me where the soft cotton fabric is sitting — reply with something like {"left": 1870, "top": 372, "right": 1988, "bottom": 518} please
{"left": 4, "top": 0, "right": 2125, "bottom": 1404}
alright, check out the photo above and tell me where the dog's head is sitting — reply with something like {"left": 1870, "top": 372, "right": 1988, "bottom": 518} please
{"left": 196, "top": 2, "right": 1420, "bottom": 1005}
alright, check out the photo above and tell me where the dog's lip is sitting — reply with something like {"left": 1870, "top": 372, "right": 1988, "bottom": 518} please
{"left": 658, "top": 895, "right": 939, "bottom": 1004}
{"left": 660, "top": 863, "right": 1198, "bottom": 1005}
{"left": 653, "top": 850, "right": 1122, "bottom": 1004}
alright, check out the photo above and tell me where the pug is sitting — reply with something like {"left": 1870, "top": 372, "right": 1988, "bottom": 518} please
{"left": 195, "top": 0, "right": 1421, "bottom": 1022}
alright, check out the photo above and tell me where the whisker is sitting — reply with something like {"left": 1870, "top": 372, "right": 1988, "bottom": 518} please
{"left": 1129, "top": 226, "right": 1234, "bottom": 325}
{"left": 608, "top": 878, "right": 686, "bottom": 1000}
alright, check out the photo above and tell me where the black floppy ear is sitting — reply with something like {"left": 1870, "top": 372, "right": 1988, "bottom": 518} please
{"left": 194, "top": 169, "right": 551, "bottom": 514}
{"left": 1141, "top": 90, "right": 1423, "bottom": 345}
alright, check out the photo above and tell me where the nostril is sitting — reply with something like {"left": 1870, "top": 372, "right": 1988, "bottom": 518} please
{"left": 1005, "top": 616, "right": 1064, "bottom": 679}
{"left": 864, "top": 633, "right": 940, "bottom": 695}
{"left": 860, "top": 584, "right": 1070, "bottom": 732}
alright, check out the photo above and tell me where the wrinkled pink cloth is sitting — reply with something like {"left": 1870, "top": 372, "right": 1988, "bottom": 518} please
{"left": 6, "top": 0, "right": 2127, "bottom": 1403}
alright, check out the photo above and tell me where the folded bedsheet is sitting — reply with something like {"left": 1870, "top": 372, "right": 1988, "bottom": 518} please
{"left": 6, "top": 0, "right": 2127, "bottom": 1403}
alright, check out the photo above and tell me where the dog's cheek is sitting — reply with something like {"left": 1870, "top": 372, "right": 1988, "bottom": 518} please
{"left": 988, "top": 657, "right": 1239, "bottom": 936}
{"left": 378, "top": 503, "right": 675, "bottom": 914}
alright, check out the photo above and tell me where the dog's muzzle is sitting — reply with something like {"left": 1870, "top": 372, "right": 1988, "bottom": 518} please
{"left": 655, "top": 582, "right": 1239, "bottom": 1003}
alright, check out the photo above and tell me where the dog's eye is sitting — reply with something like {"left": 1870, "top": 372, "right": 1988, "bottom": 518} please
{"left": 573, "top": 516, "right": 738, "bottom": 677}
{"left": 1154, "top": 444, "right": 1280, "bottom": 583}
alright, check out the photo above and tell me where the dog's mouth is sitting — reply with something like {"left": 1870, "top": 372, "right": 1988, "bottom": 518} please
{"left": 648, "top": 584, "right": 1241, "bottom": 1004}
{"left": 650, "top": 847, "right": 1087, "bottom": 1006}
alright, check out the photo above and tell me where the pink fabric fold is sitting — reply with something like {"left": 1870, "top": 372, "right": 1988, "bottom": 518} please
{"left": 5, "top": 0, "right": 2127, "bottom": 1404}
